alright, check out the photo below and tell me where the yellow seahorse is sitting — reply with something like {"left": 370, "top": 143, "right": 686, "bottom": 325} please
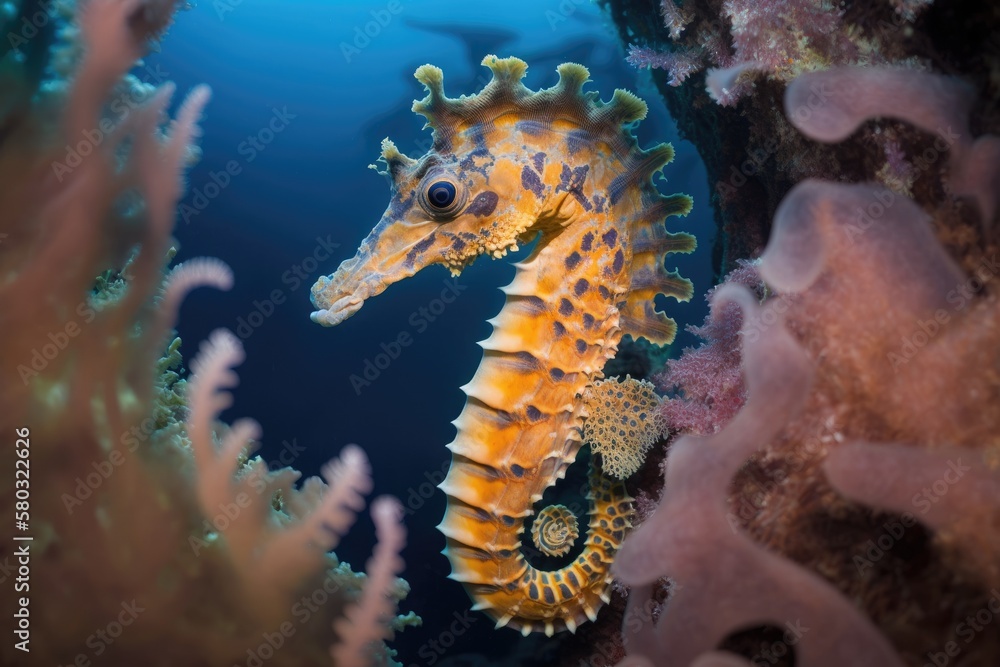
{"left": 310, "top": 55, "right": 694, "bottom": 636}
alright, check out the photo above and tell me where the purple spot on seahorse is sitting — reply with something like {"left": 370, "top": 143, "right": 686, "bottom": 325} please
{"left": 612, "top": 249, "right": 624, "bottom": 273}
{"left": 592, "top": 194, "right": 606, "bottom": 213}
{"left": 603, "top": 229, "right": 618, "bottom": 248}
{"left": 565, "top": 252, "right": 581, "bottom": 270}
{"left": 465, "top": 191, "right": 499, "bottom": 217}
{"left": 581, "top": 232, "right": 594, "bottom": 252}
{"left": 521, "top": 165, "right": 545, "bottom": 198}
{"left": 532, "top": 152, "right": 546, "bottom": 174}
{"left": 405, "top": 232, "right": 437, "bottom": 267}
{"left": 556, "top": 164, "right": 592, "bottom": 211}
{"left": 389, "top": 190, "right": 416, "bottom": 219}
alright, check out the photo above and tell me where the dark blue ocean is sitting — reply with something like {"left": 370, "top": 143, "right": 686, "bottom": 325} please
{"left": 152, "top": 1, "right": 713, "bottom": 663}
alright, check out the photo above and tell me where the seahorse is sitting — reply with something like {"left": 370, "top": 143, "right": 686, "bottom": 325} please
{"left": 310, "top": 55, "right": 695, "bottom": 636}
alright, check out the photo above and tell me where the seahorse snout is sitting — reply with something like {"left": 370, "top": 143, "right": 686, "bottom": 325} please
{"left": 309, "top": 254, "right": 382, "bottom": 327}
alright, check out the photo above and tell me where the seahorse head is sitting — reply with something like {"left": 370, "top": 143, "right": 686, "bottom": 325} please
{"left": 309, "top": 55, "right": 656, "bottom": 327}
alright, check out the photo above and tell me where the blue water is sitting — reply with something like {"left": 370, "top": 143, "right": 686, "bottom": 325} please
{"left": 151, "top": 1, "right": 713, "bottom": 663}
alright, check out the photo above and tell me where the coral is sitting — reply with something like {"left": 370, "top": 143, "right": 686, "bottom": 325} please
{"left": 615, "top": 285, "right": 904, "bottom": 666}
{"left": 826, "top": 443, "right": 1000, "bottom": 589}
{"left": 531, "top": 504, "right": 580, "bottom": 557}
{"left": 623, "top": 0, "right": 862, "bottom": 107}
{"left": 612, "top": 64, "right": 1000, "bottom": 666}
{"left": 186, "top": 329, "right": 375, "bottom": 606}
{"left": 658, "top": 0, "right": 691, "bottom": 40}
{"left": 581, "top": 376, "right": 664, "bottom": 479}
{"left": 654, "top": 260, "right": 761, "bottom": 434}
{"left": 601, "top": 0, "right": 1000, "bottom": 276}
{"left": 333, "top": 498, "right": 410, "bottom": 667}
{"left": 0, "top": 0, "right": 414, "bottom": 664}
{"left": 626, "top": 45, "right": 702, "bottom": 87}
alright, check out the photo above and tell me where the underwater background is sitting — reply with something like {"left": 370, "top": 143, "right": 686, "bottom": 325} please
{"left": 4, "top": 0, "right": 1000, "bottom": 664}
{"left": 161, "top": 2, "right": 711, "bottom": 663}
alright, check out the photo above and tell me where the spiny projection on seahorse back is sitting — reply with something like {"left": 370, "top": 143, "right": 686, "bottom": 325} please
{"left": 310, "top": 55, "right": 695, "bottom": 635}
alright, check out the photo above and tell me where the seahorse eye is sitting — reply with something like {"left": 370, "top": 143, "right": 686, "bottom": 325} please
{"left": 427, "top": 180, "right": 457, "bottom": 209}
{"left": 418, "top": 172, "right": 466, "bottom": 219}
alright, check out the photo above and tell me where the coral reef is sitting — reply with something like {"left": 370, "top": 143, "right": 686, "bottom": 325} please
{"left": 611, "top": 65, "right": 1000, "bottom": 666}
{"left": 603, "top": 0, "right": 1000, "bottom": 275}
{"left": 654, "top": 259, "right": 760, "bottom": 435}
{"left": 0, "top": 0, "right": 414, "bottom": 664}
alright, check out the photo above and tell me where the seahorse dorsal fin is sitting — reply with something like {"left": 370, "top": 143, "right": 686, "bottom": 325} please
{"left": 620, "top": 194, "right": 697, "bottom": 346}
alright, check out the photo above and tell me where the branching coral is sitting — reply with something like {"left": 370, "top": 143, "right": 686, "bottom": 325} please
{"left": 0, "top": 0, "right": 415, "bottom": 664}
{"left": 654, "top": 260, "right": 760, "bottom": 435}
{"left": 612, "top": 64, "right": 1000, "bottom": 666}
{"left": 622, "top": 0, "right": 866, "bottom": 105}
{"left": 333, "top": 497, "right": 409, "bottom": 667}
{"left": 603, "top": 0, "right": 1000, "bottom": 283}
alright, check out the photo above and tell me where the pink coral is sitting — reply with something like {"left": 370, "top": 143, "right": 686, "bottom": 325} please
{"left": 0, "top": 0, "right": 413, "bottom": 664}
{"left": 616, "top": 285, "right": 903, "bottom": 667}
{"left": 655, "top": 260, "right": 760, "bottom": 434}
{"left": 659, "top": 0, "right": 691, "bottom": 39}
{"left": 614, "top": 65, "right": 1000, "bottom": 666}
{"left": 626, "top": 45, "right": 703, "bottom": 87}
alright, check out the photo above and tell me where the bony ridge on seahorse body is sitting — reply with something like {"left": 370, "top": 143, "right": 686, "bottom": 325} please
{"left": 310, "top": 55, "right": 695, "bottom": 636}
